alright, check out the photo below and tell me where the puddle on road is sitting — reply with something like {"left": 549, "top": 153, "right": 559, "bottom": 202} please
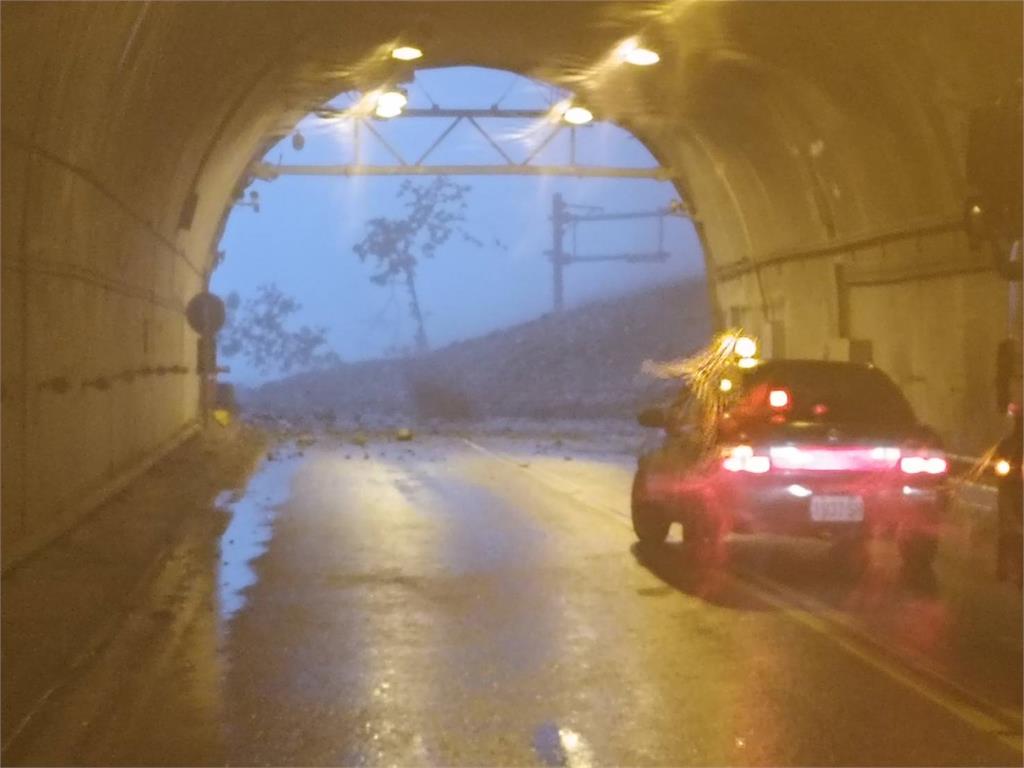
{"left": 215, "top": 452, "right": 302, "bottom": 626}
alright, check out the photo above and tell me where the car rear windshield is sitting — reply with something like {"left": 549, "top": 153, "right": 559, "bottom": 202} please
{"left": 742, "top": 362, "right": 916, "bottom": 426}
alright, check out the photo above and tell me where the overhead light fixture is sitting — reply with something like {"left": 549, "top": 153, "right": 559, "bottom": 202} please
{"left": 374, "top": 89, "right": 408, "bottom": 119}
{"left": 562, "top": 105, "right": 593, "bottom": 125}
{"left": 391, "top": 45, "right": 423, "bottom": 61}
{"left": 616, "top": 37, "right": 660, "bottom": 66}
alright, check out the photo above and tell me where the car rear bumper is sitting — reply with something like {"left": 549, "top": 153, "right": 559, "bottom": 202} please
{"left": 717, "top": 475, "right": 947, "bottom": 540}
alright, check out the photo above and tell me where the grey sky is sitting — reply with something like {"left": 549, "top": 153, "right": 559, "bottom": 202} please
{"left": 212, "top": 67, "right": 705, "bottom": 383}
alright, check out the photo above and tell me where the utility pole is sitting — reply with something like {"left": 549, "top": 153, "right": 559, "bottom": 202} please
{"left": 546, "top": 194, "right": 687, "bottom": 313}
{"left": 551, "top": 193, "right": 567, "bottom": 313}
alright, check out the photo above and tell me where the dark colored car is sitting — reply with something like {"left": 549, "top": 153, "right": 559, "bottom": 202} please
{"left": 631, "top": 359, "right": 949, "bottom": 570}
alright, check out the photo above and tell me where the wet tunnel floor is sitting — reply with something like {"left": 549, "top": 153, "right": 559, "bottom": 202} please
{"left": 3, "top": 433, "right": 1022, "bottom": 766}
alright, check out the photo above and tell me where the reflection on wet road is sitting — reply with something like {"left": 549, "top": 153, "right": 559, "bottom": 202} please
{"left": 216, "top": 456, "right": 300, "bottom": 624}
{"left": 8, "top": 434, "right": 1022, "bottom": 765}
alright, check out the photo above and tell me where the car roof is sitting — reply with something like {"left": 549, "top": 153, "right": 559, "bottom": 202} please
{"left": 751, "top": 359, "right": 877, "bottom": 375}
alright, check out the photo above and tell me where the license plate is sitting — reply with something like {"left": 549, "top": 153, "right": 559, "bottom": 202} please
{"left": 810, "top": 495, "right": 864, "bottom": 522}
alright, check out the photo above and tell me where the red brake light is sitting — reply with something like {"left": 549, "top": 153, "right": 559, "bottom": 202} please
{"left": 769, "top": 445, "right": 900, "bottom": 471}
{"left": 722, "top": 445, "right": 771, "bottom": 473}
{"left": 769, "top": 389, "right": 790, "bottom": 409}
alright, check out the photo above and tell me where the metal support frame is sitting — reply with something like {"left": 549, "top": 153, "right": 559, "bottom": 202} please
{"left": 548, "top": 195, "right": 686, "bottom": 312}
{"left": 253, "top": 107, "right": 672, "bottom": 181}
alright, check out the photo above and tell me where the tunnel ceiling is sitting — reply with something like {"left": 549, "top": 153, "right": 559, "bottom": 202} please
{"left": 3, "top": 1, "right": 1020, "bottom": 283}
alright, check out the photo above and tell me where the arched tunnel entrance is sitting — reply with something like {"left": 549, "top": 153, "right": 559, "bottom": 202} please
{"left": 2, "top": 5, "right": 1023, "bottom": 764}
{"left": 4, "top": 1, "right": 1019, "bottom": 565}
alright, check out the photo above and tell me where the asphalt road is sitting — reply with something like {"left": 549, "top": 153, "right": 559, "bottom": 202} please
{"left": 6, "top": 433, "right": 1022, "bottom": 766}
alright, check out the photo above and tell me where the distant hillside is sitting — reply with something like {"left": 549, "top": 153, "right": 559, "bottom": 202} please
{"left": 240, "top": 279, "right": 711, "bottom": 422}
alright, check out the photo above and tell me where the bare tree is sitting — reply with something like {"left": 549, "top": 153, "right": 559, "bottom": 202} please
{"left": 220, "top": 284, "right": 339, "bottom": 376}
{"left": 353, "top": 177, "right": 478, "bottom": 353}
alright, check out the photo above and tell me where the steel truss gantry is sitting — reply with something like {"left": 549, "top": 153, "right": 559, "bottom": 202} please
{"left": 252, "top": 107, "right": 673, "bottom": 181}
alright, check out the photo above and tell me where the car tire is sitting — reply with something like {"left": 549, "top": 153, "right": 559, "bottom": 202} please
{"left": 899, "top": 534, "right": 938, "bottom": 572}
{"left": 682, "top": 504, "right": 723, "bottom": 563}
{"left": 631, "top": 472, "right": 669, "bottom": 544}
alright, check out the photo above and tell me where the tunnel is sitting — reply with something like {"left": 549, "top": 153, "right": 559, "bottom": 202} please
{"left": 2, "top": 1, "right": 1021, "bottom": 569}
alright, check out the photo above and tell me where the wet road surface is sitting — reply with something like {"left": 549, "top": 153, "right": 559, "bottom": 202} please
{"left": 6, "top": 434, "right": 1022, "bottom": 765}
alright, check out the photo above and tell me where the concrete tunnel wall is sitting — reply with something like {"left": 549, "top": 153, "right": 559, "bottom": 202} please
{"left": 2, "top": 2, "right": 1021, "bottom": 568}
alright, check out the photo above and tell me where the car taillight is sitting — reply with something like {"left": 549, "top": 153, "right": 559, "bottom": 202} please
{"left": 769, "top": 445, "right": 901, "bottom": 471}
{"left": 769, "top": 388, "right": 791, "bottom": 409}
{"left": 899, "top": 454, "right": 947, "bottom": 475}
{"left": 722, "top": 445, "right": 771, "bottom": 473}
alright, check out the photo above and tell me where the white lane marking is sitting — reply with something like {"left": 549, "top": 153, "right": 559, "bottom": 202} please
{"left": 461, "top": 437, "right": 630, "bottom": 522}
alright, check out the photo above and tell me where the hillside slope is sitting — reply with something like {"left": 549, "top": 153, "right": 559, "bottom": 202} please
{"left": 241, "top": 279, "right": 711, "bottom": 422}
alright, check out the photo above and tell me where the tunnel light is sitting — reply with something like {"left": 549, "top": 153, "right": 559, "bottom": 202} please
{"left": 995, "top": 458, "right": 1012, "bottom": 477}
{"left": 734, "top": 336, "right": 757, "bottom": 358}
{"left": 616, "top": 38, "right": 660, "bottom": 66}
{"left": 391, "top": 45, "right": 423, "bottom": 61}
{"left": 562, "top": 105, "right": 594, "bottom": 125}
{"left": 719, "top": 378, "right": 733, "bottom": 393}
{"left": 375, "top": 103, "right": 403, "bottom": 119}
{"left": 374, "top": 89, "right": 408, "bottom": 119}
{"left": 737, "top": 357, "right": 759, "bottom": 369}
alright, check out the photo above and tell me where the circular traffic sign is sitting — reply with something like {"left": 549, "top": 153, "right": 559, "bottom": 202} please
{"left": 186, "top": 291, "right": 226, "bottom": 335}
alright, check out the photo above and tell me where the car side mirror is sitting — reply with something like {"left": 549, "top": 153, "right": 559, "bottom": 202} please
{"left": 637, "top": 406, "right": 667, "bottom": 429}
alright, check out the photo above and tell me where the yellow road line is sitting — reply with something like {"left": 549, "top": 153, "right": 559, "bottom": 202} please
{"left": 734, "top": 575, "right": 1023, "bottom": 755}
{"left": 465, "top": 436, "right": 1024, "bottom": 756}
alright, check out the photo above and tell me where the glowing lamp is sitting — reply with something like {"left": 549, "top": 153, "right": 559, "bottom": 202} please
{"left": 616, "top": 38, "right": 660, "bottom": 66}
{"left": 995, "top": 459, "right": 1012, "bottom": 477}
{"left": 734, "top": 336, "right": 757, "bottom": 358}
{"left": 391, "top": 46, "right": 423, "bottom": 61}
{"left": 563, "top": 106, "right": 594, "bottom": 125}
{"left": 377, "top": 90, "right": 407, "bottom": 110}
{"left": 374, "top": 89, "right": 407, "bottom": 119}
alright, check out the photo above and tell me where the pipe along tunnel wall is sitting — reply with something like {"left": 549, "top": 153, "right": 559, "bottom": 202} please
{"left": 1, "top": 2, "right": 1021, "bottom": 567}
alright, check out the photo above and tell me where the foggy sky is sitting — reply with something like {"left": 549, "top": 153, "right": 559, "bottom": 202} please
{"left": 212, "top": 67, "right": 705, "bottom": 384}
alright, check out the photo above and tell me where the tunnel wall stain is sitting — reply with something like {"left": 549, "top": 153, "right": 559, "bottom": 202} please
{"left": 1, "top": 1, "right": 1020, "bottom": 566}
